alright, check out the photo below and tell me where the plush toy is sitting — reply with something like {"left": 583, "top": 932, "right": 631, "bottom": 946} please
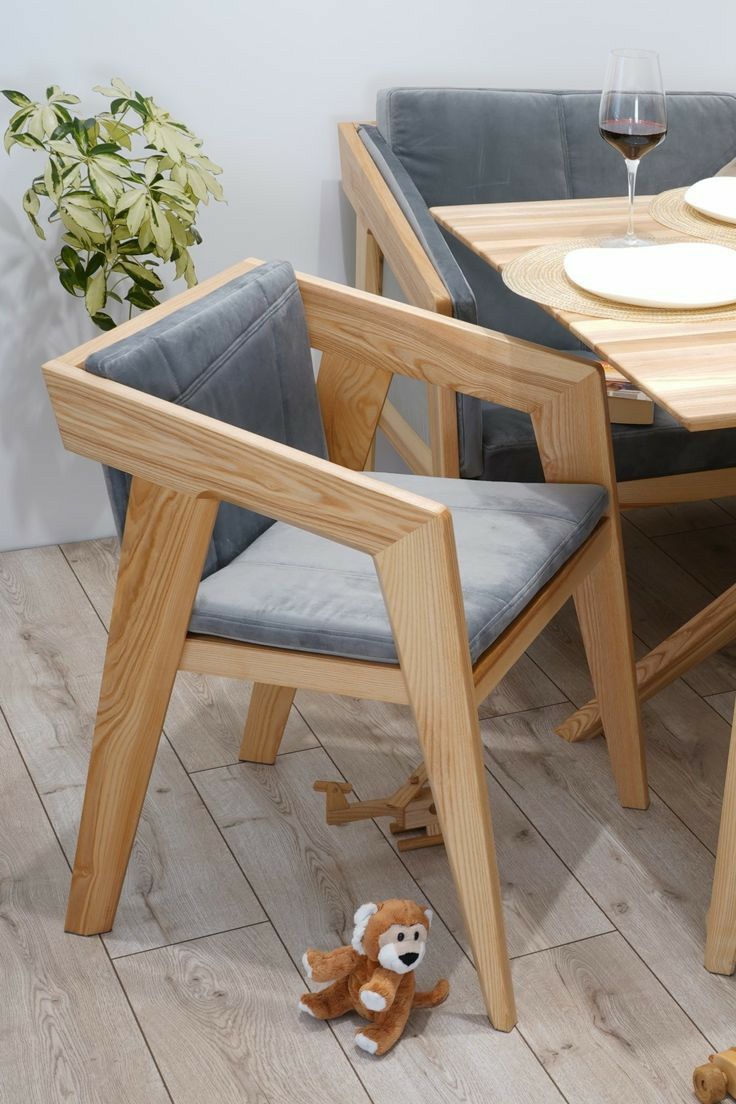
{"left": 299, "top": 898, "right": 449, "bottom": 1056}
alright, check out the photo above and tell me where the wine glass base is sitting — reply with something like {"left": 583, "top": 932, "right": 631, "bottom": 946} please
{"left": 600, "top": 233, "right": 657, "bottom": 248}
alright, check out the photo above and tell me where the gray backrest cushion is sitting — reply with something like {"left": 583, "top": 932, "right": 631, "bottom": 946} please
{"left": 374, "top": 87, "right": 736, "bottom": 471}
{"left": 86, "top": 259, "right": 327, "bottom": 577}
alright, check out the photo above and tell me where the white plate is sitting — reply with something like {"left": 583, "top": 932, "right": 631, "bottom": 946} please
{"left": 563, "top": 242, "right": 736, "bottom": 309}
{"left": 684, "top": 177, "right": 736, "bottom": 225}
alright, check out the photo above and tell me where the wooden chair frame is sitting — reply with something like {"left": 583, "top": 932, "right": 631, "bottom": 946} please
{"left": 44, "top": 257, "right": 647, "bottom": 1033}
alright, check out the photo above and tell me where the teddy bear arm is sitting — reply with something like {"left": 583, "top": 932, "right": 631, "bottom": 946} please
{"left": 359, "top": 966, "right": 404, "bottom": 1013}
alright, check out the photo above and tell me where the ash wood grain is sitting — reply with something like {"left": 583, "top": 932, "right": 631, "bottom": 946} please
{"left": 44, "top": 356, "right": 442, "bottom": 558}
{"left": 431, "top": 195, "right": 736, "bottom": 433}
{"left": 193, "top": 746, "right": 565, "bottom": 1104}
{"left": 0, "top": 713, "right": 169, "bottom": 1104}
{"left": 377, "top": 398, "right": 433, "bottom": 476}
{"left": 0, "top": 543, "right": 263, "bottom": 955}
{"left": 514, "top": 932, "right": 712, "bottom": 1104}
{"left": 239, "top": 683, "right": 296, "bottom": 764}
{"left": 294, "top": 690, "right": 612, "bottom": 957}
{"left": 116, "top": 924, "right": 370, "bottom": 1104}
{"left": 62, "top": 537, "right": 318, "bottom": 770}
{"left": 338, "top": 122, "right": 451, "bottom": 314}
{"left": 707, "top": 712, "right": 736, "bottom": 973}
{"left": 65, "top": 478, "right": 218, "bottom": 935}
{"left": 619, "top": 469, "right": 736, "bottom": 507}
{"left": 375, "top": 512, "right": 516, "bottom": 1029}
{"left": 483, "top": 702, "right": 736, "bottom": 1050}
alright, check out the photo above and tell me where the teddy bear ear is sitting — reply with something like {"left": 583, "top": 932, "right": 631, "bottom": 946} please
{"left": 351, "top": 902, "right": 378, "bottom": 954}
{"left": 424, "top": 907, "right": 433, "bottom": 928}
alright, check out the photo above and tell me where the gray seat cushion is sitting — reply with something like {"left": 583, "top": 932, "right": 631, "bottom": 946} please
{"left": 481, "top": 401, "right": 736, "bottom": 483}
{"left": 190, "top": 473, "right": 607, "bottom": 663}
{"left": 85, "top": 260, "right": 327, "bottom": 577}
{"left": 368, "top": 88, "right": 736, "bottom": 480}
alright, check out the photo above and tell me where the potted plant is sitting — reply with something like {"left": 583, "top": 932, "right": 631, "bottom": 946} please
{"left": 2, "top": 78, "right": 224, "bottom": 329}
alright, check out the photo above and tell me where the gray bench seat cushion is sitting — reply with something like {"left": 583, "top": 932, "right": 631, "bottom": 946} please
{"left": 481, "top": 401, "right": 736, "bottom": 483}
{"left": 190, "top": 473, "right": 607, "bottom": 663}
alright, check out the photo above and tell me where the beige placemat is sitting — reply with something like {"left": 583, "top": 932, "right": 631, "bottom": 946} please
{"left": 501, "top": 236, "right": 736, "bottom": 322}
{"left": 650, "top": 187, "right": 736, "bottom": 246}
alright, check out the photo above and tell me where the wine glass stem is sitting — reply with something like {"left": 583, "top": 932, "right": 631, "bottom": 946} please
{"left": 625, "top": 158, "right": 639, "bottom": 242}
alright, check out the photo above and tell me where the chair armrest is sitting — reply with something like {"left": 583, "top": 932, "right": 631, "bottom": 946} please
{"left": 339, "top": 122, "right": 452, "bottom": 315}
{"left": 298, "top": 267, "right": 593, "bottom": 414}
{"left": 353, "top": 126, "right": 477, "bottom": 325}
{"left": 43, "top": 359, "right": 444, "bottom": 556}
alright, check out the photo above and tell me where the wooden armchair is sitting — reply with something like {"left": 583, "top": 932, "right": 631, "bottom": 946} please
{"left": 44, "top": 257, "right": 646, "bottom": 1033}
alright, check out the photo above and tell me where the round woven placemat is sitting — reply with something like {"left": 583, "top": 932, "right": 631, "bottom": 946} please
{"left": 650, "top": 187, "right": 736, "bottom": 245}
{"left": 501, "top": 236, "right": 736, "bottom": 323}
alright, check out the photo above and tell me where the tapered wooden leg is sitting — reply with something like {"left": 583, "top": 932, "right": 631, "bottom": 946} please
{"left": 65, "top": 478, "right": 217, "bottom": 935}
{"left": 239, "top": 683, "right": 296, "bottom": 764}
{"left": 572, "top": 526, "right": 648, "bottom": 810}
{"left": 705, "top": 710, "right": 736, "bottom": 975}
{"left": 375, "top": 512, "right": 516, "bottom": 1031}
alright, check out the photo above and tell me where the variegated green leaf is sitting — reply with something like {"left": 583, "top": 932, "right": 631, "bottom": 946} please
{"left": 85, "top": 265, "right": 106, "bottom": 315}
{"left": 125, "top": 191, "right": 148, "bottom": 234}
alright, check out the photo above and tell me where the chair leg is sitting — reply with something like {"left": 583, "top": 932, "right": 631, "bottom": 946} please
{"left": 375, "top": 513, "right": 516, "bottom": 1031}
{"left": 239, "top": 684, "right": 296, "bottom": 764}
{"left": 65, "top": 478, "right": 217, "bottom": 936}
{"left": 573, "top": 525, "right": 648, "bottom": 810}
{"left": 705, "top": 713, "right": 736, "bottom": 975}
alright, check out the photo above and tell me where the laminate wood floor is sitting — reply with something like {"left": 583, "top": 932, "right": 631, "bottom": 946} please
{"left": 1, "top": 501, "right": 734, "bottom": 1103}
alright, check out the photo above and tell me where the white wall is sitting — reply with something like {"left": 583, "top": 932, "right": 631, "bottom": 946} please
{"left": 2, "top": 0, "right": 735, "bottom": 549}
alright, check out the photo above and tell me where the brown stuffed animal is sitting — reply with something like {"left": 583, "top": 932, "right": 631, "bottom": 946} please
{"left": 299, "top": 898, "right": 449, "bottom": 1055}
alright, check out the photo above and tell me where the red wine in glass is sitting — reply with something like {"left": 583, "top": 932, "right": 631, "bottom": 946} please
{"left": 600, "top": 118, "right": 667, "bottom": 161}
{"left": 600, "top": 50, "right": 668, "bottom": 246}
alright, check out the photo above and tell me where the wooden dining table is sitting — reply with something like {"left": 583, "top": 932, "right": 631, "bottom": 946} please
{"left": 432, "top": 193, "right": 736, "bottom": 976}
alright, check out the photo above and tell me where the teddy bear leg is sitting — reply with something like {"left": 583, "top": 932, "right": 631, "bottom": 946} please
{"left": 355, "top": 996, "right": 412, "bottom": 1056}
{"left": 413, "top": 979, "right": 449, "bottom": 1009}
{"left": 299, "top": 977, "right": 354, "bottom": 1021}
{"left": 302, "top": 945, "right": 359, "bottom": 983}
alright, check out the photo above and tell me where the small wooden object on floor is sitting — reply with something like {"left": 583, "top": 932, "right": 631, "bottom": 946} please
{"left": 314, "top": 763, "right": 444, "bottom": 852}
{"left": 693, "top": 1047, "right": 736, "bottom": 1104}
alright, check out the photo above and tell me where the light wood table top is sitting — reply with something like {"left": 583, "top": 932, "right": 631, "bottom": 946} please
{"left": 431, "top": 195, "right": 736, "bottom": 432}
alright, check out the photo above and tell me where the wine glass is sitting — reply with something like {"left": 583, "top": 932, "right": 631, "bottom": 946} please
{"left": 599, "top": 48, "right": 667, "bottom": 246}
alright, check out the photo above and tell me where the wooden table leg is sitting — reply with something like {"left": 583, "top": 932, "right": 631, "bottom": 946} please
{"left": 556, "top": 581, "right": 736, "bottom": 744}
{"left": 705, "top": 709, "right": 736, "bottom": 976}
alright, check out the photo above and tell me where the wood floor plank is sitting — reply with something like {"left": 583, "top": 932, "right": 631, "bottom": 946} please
{"left": 0, "top": 713, "right": 169, "bottom": 1104}
{"left": 529, "top": 602, "right": 732, "bottom": 852}
{"left": 0, "top": 545, "right": 264, "bottom": 956}
{"left": 193, "top": 747, "right": 565, "bottom": 1104}
{"left": 481, "top": 703, "right": 736, "bottom": 1049}
{"left": 620, "top": 518, "right": 736, "bottom": 696}
{"left": 62, "top": 538, "right": 318, "bottom": 770}
{"left": 654, "top": 522, "right": 736, "bottom": 598}
{"left": 116, "top": 925, "right": 370, "bottom": 1104}
{"left": 295, "top": 691, "right": 611, "bottom": 957}
{"left": 625, "top": 499, "right": 731, "bottom": 539}
{"left": 514, "top": 932, "right": 711, "bottom": 1104}
{"left": 707, "top": 691, "right": 735, "bottom": 723}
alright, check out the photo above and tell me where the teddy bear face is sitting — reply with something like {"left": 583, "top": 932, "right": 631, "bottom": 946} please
{"left": 376, "top": 921, "right": 428, "bottom": 974}
{"left": 351, "top": 898, "right": 433, "bottom": 969}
